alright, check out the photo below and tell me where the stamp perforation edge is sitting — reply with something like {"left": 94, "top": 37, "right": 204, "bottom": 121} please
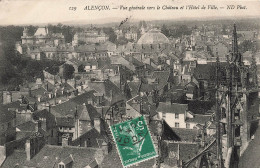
{"left": 109, "top": 116, "right": 159, "bottom": 168}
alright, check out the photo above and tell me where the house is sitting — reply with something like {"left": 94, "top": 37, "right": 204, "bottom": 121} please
{"left": 125, "top": 95, "right": 157, "bottom": 120}
{"left": 0, "top": 101, "right": 20, "bottom": 145}
{"left": 157, "top": 102, "right": 190, "bottom": 128}
{"left": 156, "top": 102, "right": 212, "bottom": 129}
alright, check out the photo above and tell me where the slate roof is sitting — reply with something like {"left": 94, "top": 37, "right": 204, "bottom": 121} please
{"left": 139, "top": 83, "right": 155, "bottom": 92}
{"left": 171, "top": 128, "right": 199, "bottom": 142}
{"left": 0, "top": 101, "right": 20, "bottom": 123}
{"left": 87, "top": 80, "right": 125, "bottom": 103}
{"left": 151, "top": 71, "right": 171, "bottom": 90}
{"left": 186, "top": 100, "right": 215, "bottom": 115}
{"left": 79, "top": 105, "right": 91, "bottom": 121}
{"left": 149, "top": 120, "right": 181, "bottom": 141}
{"left": 163, "top": 142, "right": 198, "bottom": 167}
{"left": 186, "top": 114, "right": 212, "bottom": 125}
{"left": 51, "top": 90, "right": 96, "bottom": 117}
{"left": 71, "top": 128, "right": 108, "bottom": 148}
{"left": 16, "top": 121, "right": 36, "bottom": 132}
{"left": 74, "top": 44, "right": 107, "bottom": 52}
{"left": 157, "top": 102, "right": 188, "bottom": 114}
{"left": 32, "top": 109, "right": 56, "bottom": 130}
{"left": 127, "top": 95, "right": 157, "bottom": 117}
{"left": 56, "top": 117, "right": 75, "bottom": 127}
{"left": 23, "top": 145, "right": 99, "bottom": 168}
{"left": 1, "top": 150, "right": 27, "bottom": 168}
{"left": 193, "top": 64, "right": 215, "bottom": 80}
{"left": 127, "top": 80, "right": 141, "bottom": 97}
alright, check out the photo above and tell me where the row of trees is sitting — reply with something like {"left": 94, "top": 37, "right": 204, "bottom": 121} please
{"left": 161, "top": 24, "right": 192, "bottom": 38}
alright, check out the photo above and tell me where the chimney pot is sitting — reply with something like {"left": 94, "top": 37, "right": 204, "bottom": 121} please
{"left": 26, "top": 139, "right": 31, "bottom": 161}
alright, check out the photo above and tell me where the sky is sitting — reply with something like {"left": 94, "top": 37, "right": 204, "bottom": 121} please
{"left": 0, "top": 0, "right": 260, "bottom": 25}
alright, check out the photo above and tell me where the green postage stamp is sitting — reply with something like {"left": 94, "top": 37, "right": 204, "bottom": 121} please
{"left": 110, "top": 116, "right": 158, "bottom": 167}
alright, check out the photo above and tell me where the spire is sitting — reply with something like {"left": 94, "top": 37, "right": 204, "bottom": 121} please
{"left": 231, "top": 24, "right": 242, "bottom": 65}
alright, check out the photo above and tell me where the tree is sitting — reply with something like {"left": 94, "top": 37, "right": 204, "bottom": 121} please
{"left": 239, "top": 40, "right": 256, "bottom": 53}
{"left": 103, "top": 27, "right": 117, "bottom": 43}
{"left": 63, "top": 64, "right": 75, "bottom": 80}
{"left": 116, "top": 36, "right": 128, "bottom": 45}
{"left": 161, "top": 24, "right": 169, "bottom": 37}
{"left": 78, "top": 64, "right": 85, "bottom": 72}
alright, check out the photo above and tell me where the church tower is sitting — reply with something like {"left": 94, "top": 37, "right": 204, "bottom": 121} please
{"left": 216, "top": 24, "right": 259, "bottom": 167}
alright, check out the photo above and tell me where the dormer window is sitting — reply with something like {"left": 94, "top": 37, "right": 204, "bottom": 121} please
{"left": 58, "top": 163, "right": 65, "bottom": 168}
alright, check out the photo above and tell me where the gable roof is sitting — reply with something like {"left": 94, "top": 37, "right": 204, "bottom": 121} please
{"left": 151, "top": 71, "right": 171, "bottom": 90}
{"left": 51, "top": 90, "right": 96, "bottom": 117}
{"left": 79, "top": 105, "right": 91, "bottom": 121}
{"left": 157, "top": 102, "right": 188, "bottom": 114}
{"left": 127, "top": 95, "right": 157, "bottom": 117}
{"left": 23, "top": 145, "right": 99, "bottom": 168}
{"left": 71, "top": 128, "right": 108, "bottom": 148}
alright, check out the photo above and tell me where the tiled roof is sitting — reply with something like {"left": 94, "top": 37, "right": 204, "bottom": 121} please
{"left": 157, "top": 102, "right": 188, "bottom": 114}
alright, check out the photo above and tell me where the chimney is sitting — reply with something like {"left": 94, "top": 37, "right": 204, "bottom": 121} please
{"left": 25, "top": 139, "right": 31, "bottom": 161}
{"left": 101, "top": 141, "right": 108, "bottom": 155}
{"left": 94, "top": 117, "right": 101, "bottom": 133}
{"left": 62, "top": 134, "right": 71, "bottom": 146}
{"left": 37, "top": 95, "right": 41, "bottom": 102}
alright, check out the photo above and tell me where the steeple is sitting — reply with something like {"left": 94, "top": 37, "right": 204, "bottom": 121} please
{"left": 231, "top": 24, "right": 242, "bottom": 65}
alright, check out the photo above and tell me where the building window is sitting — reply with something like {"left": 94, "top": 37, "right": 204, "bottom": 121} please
{"left": 7, "top": 122, "right": 11, "bottom": 128}
{"left": 162, "top": 112, "right": 166, "bottom": 119}
{"left": 186, "top": 123, "right": 190, "bottom": 129}
{"left": 175, "top": 114, "right": 179, "bottom": 119}
{"left": 175, "top": 122, "right": 179, "bottom": 128}
{"left": 58, "top": 164, "right": 65, "bottom": 168}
